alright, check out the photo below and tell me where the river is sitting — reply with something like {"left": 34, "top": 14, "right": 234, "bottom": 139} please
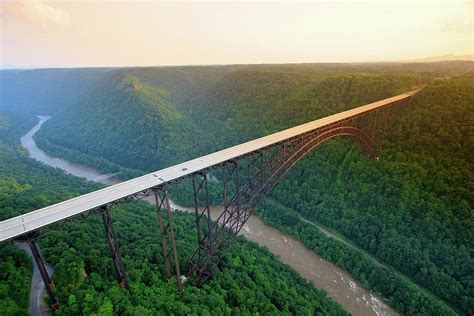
{"left": 20, "top": 116, "right": 398, "bottom": 316}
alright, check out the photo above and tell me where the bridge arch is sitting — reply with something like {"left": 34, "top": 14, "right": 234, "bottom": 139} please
{"left": 189, "top": 124, "right": 380, "bottom": 283}
{"left": 258, "top": 124, "right": 379, "bottom": 197}
{"left": 236, "top": 124, "right": 380, "bottom": 227}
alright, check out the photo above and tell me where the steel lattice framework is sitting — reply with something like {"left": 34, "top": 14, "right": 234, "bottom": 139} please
{"left": 0, "top": 89, "right": 420, "bottom": 306}
{"left": 187, "top": 122, "right": 380, "bottom": 285}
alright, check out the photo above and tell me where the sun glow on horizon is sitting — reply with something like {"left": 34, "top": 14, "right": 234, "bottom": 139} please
{"left": 1, "top": 0, "right": 472, "bottom": 68}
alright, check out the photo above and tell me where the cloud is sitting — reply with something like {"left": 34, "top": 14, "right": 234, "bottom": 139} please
{"left": 2, "top": 0, "right": 70, "bottom": 25}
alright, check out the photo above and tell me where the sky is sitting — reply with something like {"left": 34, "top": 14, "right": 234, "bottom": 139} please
{"left": 0, "top": 0, "right": 472, "bottom": 68}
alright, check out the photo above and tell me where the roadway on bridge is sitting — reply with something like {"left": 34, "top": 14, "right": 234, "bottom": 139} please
{"left": 0, "top": 89, "right": 420, "bottom": 242}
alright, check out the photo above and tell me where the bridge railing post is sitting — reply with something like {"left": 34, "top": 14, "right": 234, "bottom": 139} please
{"left": 26, "top": 232, "right": 59, "bottom": 310}
{"left": 99, "top": 205, "right": 129, "bottom": 290}
{"left": 153, "top": 187, "right": 183, "bottom": 293}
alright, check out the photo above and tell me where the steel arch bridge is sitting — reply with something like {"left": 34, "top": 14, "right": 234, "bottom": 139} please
{"left": 0, "top": 88, "right": 421, "bottom": 307}
{"left": 187, "top": 124, "right": 380, "bottom": 285}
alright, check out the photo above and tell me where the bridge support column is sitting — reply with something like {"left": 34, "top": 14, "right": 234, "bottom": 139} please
{"left": 219, "top": 161, "right": 239, "bottom": 233}
{"left": 380, "top": 107, "right": 391, "bottom": 150}
{"left": 26, "top": 233, "right": 59, "bottom": 310}
{"left": 99, "top": 206, "right": 129, "bottom": 290}
{"left": 153, "top": 187, "right": 183, "bottom": 293}
{"left": 187, "top": 172, "right": 213, "bottom": 286}
{"left": 216, "top": 161, "right": 244, "bottom": 248}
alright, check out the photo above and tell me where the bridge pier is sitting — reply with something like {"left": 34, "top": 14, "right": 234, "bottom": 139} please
{"left": 26, "top": 232, "right": 59, "bottom": 310}
{"left": 153, "top": 187, "right": 183, "bottom": 293}
{"left": 219, "top": 161, "right": 240, "bottom": 233}
{"left": 99, "top": 206, "right": 129, "bottom": 290}
{"left": 380, "top": 107, "right": 391, "bottom": 150}
{"left": 187, "top": 172, "right": 213, "bottom": 286}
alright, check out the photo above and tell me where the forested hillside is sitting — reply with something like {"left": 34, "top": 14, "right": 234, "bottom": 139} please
{"left": 33, "top": 66, "right": 238, "bottom": 173}
{"left": 193, "top": 68, "right": 424, "bottom": 146}
{"left": 34, "top": 62, "right": 473, "bottom": 174}
{"left": 36, "top": 72, "right": 210, "bottom": 171}
{"left": 2, "top": 62, "right": 473, "bottom": 314}
{"left": 0, "top": 112, "right": 346, "bottom": 315}
{"left": 35, "top": 65, "right": 427, "bottom": 174}
{"left": 269, "top": 74, "right": 474, "bottom": 313}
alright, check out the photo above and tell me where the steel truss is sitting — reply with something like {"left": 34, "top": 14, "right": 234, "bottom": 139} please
{"left": 153, "top": 186, "right": 183, "bottom": 293}
{"left": 99, "top": 205, "right": 130, "bottom": 290}
{"left": 187, "top": 121, "right": 381, "bottom": 285}
{"left": 187, "top": 173, "right": 213, "bottom": 285}
{"left": 13, "top": 101, "right": 396, "bottom": 294}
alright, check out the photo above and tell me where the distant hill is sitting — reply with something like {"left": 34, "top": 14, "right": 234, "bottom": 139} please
{"left": 34, "top": 67, "right": 236, "bottom": 172}
{"left": 16, "top": 61, "right": 473, "bottom": 173}
{"left": 398, "top": 54, "right": 474, "bottom": 63}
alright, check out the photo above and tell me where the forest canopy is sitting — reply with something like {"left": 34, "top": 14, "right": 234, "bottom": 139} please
{"left": 0, "top": 111, "right": 346, "bottom": 315}
{"left": 1, "top": 61, "right": 473, "bottom": 314}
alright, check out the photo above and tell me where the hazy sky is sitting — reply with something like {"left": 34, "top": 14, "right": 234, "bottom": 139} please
{"left": 1, "top": 0, "right": 472, "bottom": 67}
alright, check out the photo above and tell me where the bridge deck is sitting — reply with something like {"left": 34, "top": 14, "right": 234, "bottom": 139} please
{"left": 0, "top": 89, "right": 420, "bottom": 241}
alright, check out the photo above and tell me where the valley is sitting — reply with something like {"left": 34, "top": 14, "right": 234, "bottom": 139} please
{"left": 20, "top": 114, "right": 396, "bottom": 315}
{"left": 1, "top": 62, "right": 472, "bottom": 315}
